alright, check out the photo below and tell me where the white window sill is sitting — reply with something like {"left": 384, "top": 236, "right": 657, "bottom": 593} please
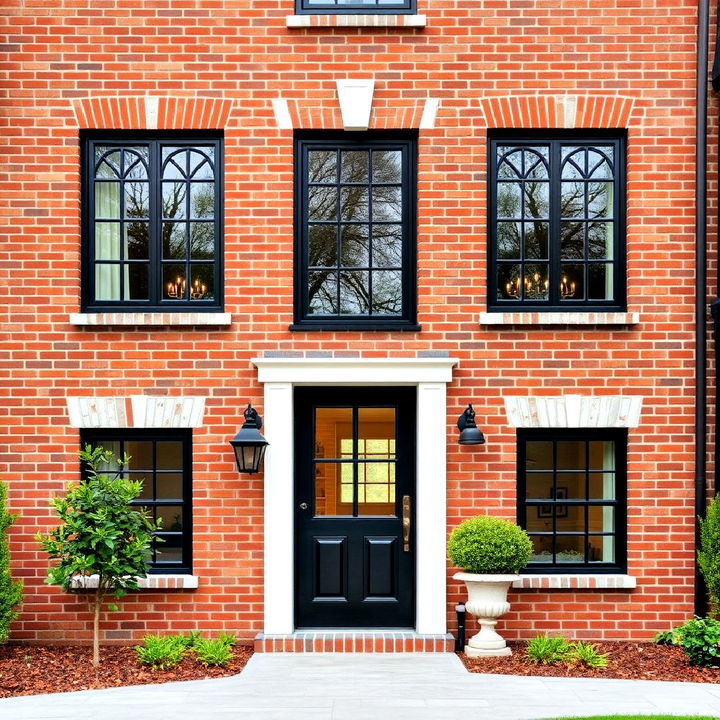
{"left": 70, "top": 312, "right": 232, "bottom": 327}
{"left": 71, "top": 574, "right": 199, "bottom": 590}
{"left": 479, "top": 311, "right": 639, "bottom": 326}
{"left": 513, "top": 574, "right": 636, "bottom": 590}
{"left": 286, "top": 13, "right": 426, "bottom": 28}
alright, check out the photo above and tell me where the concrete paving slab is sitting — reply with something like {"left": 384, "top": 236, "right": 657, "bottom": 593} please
{"left": 1, "top": 653, "right": 720, "bottom": 720}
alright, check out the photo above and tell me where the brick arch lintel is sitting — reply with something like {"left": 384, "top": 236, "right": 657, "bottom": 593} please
{"left": 478, "top": 94, "right": 636, "bottom": 129}
{"left": 66, "top": 396, "right": 207, "bottom": 428}
{"left": 71, "top": 96, "right": 234, "bottom": 130}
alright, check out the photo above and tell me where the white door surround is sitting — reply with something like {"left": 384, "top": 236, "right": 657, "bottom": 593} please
{"left": 252, "top": 357, "right": 459, "bottom": 635}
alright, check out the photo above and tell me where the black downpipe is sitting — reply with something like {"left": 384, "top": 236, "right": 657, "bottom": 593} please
{"left": 694, "top": 0, "right": 711, "bottom": 618}
{"left": 455, "top": 603, "right": 466, "bottom": 652}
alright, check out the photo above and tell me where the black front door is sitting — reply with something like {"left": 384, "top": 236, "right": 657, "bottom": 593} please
{"left": 295, "top": 387, "right": 415, "bottom": 628}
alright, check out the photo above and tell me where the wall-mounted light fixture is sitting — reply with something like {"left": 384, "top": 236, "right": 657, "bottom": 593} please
{"left": 457, "top": 404, "right": 485, "bottom": 445}
{"left": 230, "top": 404, "right": 269, "bottom": 474}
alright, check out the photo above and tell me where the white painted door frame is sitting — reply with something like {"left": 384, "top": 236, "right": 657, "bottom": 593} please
{"left": 252, "top": 357, "right": 458, "bottom": 635}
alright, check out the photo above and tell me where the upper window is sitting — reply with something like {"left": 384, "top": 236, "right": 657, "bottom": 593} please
{"left": 293, "top": 133, "right": 418, "bottom": 330}
{"left": 82, "top": 133, "right": 223, "bottom": 312}
{"left": 296, "top": 0, "right": 415, "bottom": 14}
{"left": 489, "top": 133, "right": 626, "bottom": 311}
{"left": 81, "top": 430, "right": 192, "bottom": 574}
{"left": 517, "top": 429, "right": 627, "bottom": 573}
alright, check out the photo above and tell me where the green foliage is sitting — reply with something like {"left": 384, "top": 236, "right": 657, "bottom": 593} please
{"left": 698, "top": 494, "right": 720, "bottom": 616}
{"left": 36, "top": 445, "right": 161, "bottom": 665}
{"left": 37, "top": 445, "right": 159, "bottom": 597}
{"left": 568, "top": 641, "right": 609, "bottom": 668}
{"left": 217, "top": 632, "right": 236, "bottom": 647}
{"left": 135, "top": 632, "right": 235, "bottom": 669}
{"left": 0, "top": 481, "right": 22, "bottom": 644}
{"left": 135, "top": 634, "right": 187, "bottom": 670}
{"left": 525, "top": 634, "right": 608, "bottom": 669}
{"left": 525, "top": 634, "right": 572, "bottom": 664}
{"left": 192, "top": 637, "right": 234, "bottom": 667}
{"left": 180, "top": 630, "right": 203, "bottom": 648}
{"left": 447, "top": 515, "right": 532, "bottom": 574}
{"left": 654, "top": 629, "right": 678, "bottom": 646}
{"left": 655, "top": 616, "right": 720, "bottom": 667}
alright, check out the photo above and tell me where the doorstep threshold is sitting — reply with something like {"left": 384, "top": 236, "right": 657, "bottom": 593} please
{"left": 255, "top": 629, "right": 454, "bottom": 653}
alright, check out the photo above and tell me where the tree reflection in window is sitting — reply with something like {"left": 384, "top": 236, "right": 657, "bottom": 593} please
{"left": 297, "top": 135, "right": 415, "bottom": 327}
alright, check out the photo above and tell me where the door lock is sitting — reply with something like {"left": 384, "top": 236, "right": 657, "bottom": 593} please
{"left": 299, "top": 502, "right": 308, "bottom": 510}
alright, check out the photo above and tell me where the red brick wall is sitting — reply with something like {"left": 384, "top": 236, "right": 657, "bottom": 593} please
{"left": 0, "top": 0, "right": 711, "bottom": 643}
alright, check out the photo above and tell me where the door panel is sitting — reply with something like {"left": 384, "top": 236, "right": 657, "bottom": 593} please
{"left": 295, "top": 387, "right": 415, "bottom": 628}
{"left": 365, "top": 537, "right": 396, "bottom": 598}
{"left": 314, "top": 537, "right": 347, "bottom": 598}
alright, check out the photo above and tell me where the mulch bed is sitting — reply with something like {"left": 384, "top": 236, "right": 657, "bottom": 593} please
{"left": 0, "top": 644, "right": 253, "bottom": 698}
{"left": 460, "top": 641, "right": 720, "bottom": 683}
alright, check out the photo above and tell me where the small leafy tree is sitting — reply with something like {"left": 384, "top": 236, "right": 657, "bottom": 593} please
{"left": 37, "top": 446, "right": 160, "bottom": 667}
{"left": 0, "top": 481, "right": 22, "bottom": 643}
{"left": 698, "top": 493, "right": 720, "bottom": 617}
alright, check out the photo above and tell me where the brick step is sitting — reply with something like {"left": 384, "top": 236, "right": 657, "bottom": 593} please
{"left": 254, "top": 631, "right": 455, "bottom": 653}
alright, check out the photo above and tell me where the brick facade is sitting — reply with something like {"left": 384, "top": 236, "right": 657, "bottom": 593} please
{"left": 1, "top": 0, "right": 716, "bottom": 645}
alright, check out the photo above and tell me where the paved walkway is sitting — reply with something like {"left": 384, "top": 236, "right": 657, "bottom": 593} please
{"left": 2, "top": 653, "right": 720, "bottom": 720}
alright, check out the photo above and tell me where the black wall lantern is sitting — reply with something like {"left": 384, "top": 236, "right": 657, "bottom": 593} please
{"left": 457, "top": 404, "right": 485, "bottom": 445}
{"left": 230, "top": 404, "right": 269, "bottom": 474}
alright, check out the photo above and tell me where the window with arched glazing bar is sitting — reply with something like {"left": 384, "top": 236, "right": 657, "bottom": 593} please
{"left": 82, "top": 133, "right": 223, "bottom": 312}
{"left": 489, "top": 132, "right": 626, "bottom": 311}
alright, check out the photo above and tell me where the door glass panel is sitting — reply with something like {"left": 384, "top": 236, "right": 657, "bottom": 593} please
{"left": 314, "top": 407, "right": 353, "bottom": 516}
{"left": 357, "top": 408, "right": 396, "bottom": 516}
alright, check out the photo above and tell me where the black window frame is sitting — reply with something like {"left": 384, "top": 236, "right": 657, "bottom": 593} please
{"left": 295, "top": 0, "right": 415, "bottom": 14}
{"left": 488, "top": 131, "right": 626, "bottom": 312}
{"left": 81, "top": 131, "right": 224, "bottom": 313}
{"left": 80, "top": 429, "right": 193, "bottom": 575}
{"left": 292, "top": 131, "right": 419, "bottom": 331}
{"left": 517, "top": 428, "right": 627, "bottom": 574}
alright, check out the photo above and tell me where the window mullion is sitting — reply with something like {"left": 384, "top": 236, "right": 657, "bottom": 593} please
{"left": 150, "top": 140, "right": 161, "bottom": 307}
{"left": 550, "top": 141, "right": 561, "bottom": 306}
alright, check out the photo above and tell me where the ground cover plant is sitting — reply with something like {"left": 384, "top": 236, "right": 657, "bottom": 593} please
{"left": 135, "top": 632, "right": 236, "bottom": 669}
{"left": 460, "top": 639, "right": 720, "bottom": 683}
{"left": 525, "top": 634, "right": 608, "bottom": 668}
{"left": 655, "top": 616, "right": 720, "bottom": 667}
{"left": 0, "top": 643, "right": 253, "bottom": 697}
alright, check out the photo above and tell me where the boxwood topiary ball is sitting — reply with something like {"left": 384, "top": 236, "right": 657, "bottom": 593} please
{"left": 448, "top": 515, "right": 533, "bottom": 574}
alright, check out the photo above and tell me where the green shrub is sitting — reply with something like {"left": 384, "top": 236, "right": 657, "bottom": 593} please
{"left": 698, "top": 494, "right": 720, "bottom": 616}
{"left": 448, "top": 515, "right": 532, "bottom": 574}
{"left": 37, "top": 446, "right": 160, "bottom": 667}
{"left": 568, "top": 641, "right": 609, "bottom": 668}
{"left": 193, "top": 637, "right": 234, "bottom": 667}
{"left": 0, "top": 482, "right": 22, "bottom": 644}
{"left": 135, "top": 634, "right": 187, "bottom": 670}
{"left": 655, "top": 617, "right": 720, "bottom": 667}
{"left": 525, "top": 634, "right": 572, "bottom": 664}
{"left": 654, "top": 629, "right": 678, "bottom": 646}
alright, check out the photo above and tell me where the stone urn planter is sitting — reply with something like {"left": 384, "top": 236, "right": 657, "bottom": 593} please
{"left": 448, "top": 515, "right": 533, "bottom": 657}
{"left": 453, "top": 572, "right": 518, "bottom": 657}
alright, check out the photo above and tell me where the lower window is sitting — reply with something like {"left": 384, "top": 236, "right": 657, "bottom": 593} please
{"left": 517, "top": 429, "right": 626, "bottom": 572}
{"left": 81, "top": 429, "right": 192, "bottom": 574}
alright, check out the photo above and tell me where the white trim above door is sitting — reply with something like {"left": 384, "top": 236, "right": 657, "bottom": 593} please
{"left": 252, "top": 357, "right": 459, "bottom": 635}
